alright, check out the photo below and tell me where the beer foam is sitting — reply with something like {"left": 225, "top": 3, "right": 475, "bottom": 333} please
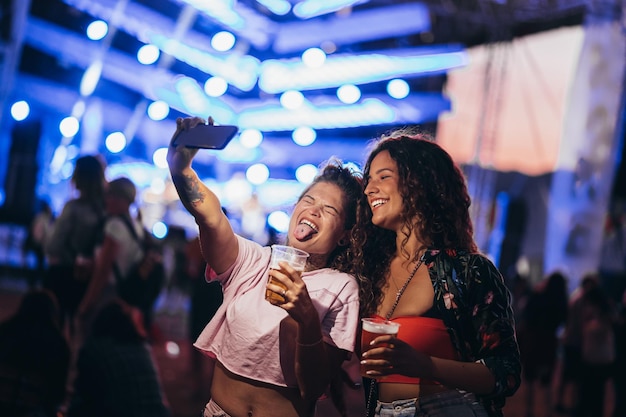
{"left": 362, "top": 319, "right": 400, "bottom": 334}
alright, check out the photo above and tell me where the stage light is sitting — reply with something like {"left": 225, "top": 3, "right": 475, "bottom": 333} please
{"left": 256, "top": 0, "right": 291, "bottom": 15}
{"left": 280, "top": 90, "right": 304, "bottom": 109}
{"left": 211, "top": 31, "right": 236, "bottom": 52}
{"left": 293, "top": 0, "right": 361, "bottom": 19}
{"left": 204, "top": 76, "right": 228, "bottom": 97}
{"left": 302, "top": 47, "right": 326, "bottom": 68}
{"left": 292, "top": 126, "right": 316, "bottom": 146}
{"left": 246, "top": 163, "right": 270, "bottom": 185}
{"left": 137, "top": 44, "right": 160, "bottom": 65}
{"left": 147, "top": 101, "right": 170, "bottom": 121}
{"left": 337, "top": 84, "right": 361, "bottom": 104}
{"left": 105, "top": 131, "right": 127, "bottom": 153}
{"left": 79, "top": 61, "right": 103, "bottom": 97}
{"left": 59, "top": 116, "right": 80, "bottom": 137}
{"left": 295, "top": 164, "right": 318, "bottom": 184}
{"left": 259, "top": 48, "right": 466, "bottom": 94}
{"left": 152, "top": 147, "right": 169, "bottom": 169}
{"left": 152, "top": 221, "right": 168, "bottom": 239}
{"left": 86, "top": 20, "right": 108, "bottom": 40}
{"left": 387, "top": 79, "right": 410, "bottom": 99}
{"left": 10, "top": 101, "right": 29, "bottom": 121}
{"left": 239, "top": 129, "right": 263, "bottom": 148}
{"left": 267, "top": 210, "right": 290, "bottom": 233}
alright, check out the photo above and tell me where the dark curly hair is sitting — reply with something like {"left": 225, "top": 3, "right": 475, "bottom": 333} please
{"left": 351, "top": 130, "right": 477, "bottom": 317}
{"left": 294, "top": 158, "right": 363, "bottom": 273}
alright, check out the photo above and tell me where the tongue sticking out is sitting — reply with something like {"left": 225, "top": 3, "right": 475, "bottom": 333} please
{"left": 294, "top": 223, "right": 317, "bottom": 241}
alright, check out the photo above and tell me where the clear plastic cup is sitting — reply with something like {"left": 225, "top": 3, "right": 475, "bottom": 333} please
{"left": 265, "top": 245, "right": 309, "bottom": 302}
{"left": 360, "top": 317, "right": 400, "bottom": 376}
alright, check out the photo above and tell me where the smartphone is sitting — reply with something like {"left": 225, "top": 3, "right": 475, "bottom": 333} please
{"left": 172, "top": 124, "right": 239, "bottom": 150}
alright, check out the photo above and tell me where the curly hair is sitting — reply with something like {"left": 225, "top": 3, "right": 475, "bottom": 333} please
{"left": 295, "top": 158, "right": 363, "bottom": 273}
{"left": 351, "top": 130, "right": 477, "bottom": 317}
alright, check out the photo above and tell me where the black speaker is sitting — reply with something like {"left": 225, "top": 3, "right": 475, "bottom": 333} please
{"left": 0, "top": 119, "right": 42, "bottom": 225}
{"left": 0, "top": 0, "right": 12, "bottom": 42}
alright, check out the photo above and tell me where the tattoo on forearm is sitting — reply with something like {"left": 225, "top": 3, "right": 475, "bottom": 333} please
{"left": 172, "top": 173, "right": 205, "bottom": 205}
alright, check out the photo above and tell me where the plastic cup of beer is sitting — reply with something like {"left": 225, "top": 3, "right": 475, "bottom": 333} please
{"left": 265, "top": 245, "right": 309, "bottom": 302}
{"left": 360, "top": 317, "right": 400, "bottom": 377}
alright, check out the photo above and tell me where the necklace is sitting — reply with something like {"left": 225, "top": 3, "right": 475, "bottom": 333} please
{"left": 366, "top": 255, "right": 425, "bottom": 417}
{"left": 385, "top": 257, "right": 424, "bottom": 320}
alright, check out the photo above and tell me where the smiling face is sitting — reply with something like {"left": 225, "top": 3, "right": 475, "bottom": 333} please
{"left": 287, "top": 181, "right": 347, "bottom": 256}
{"left": 364, "top": 150, "right": 404, "bottom": 232}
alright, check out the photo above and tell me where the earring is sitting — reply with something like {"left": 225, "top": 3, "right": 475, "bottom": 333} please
{"left": 338, "top": 238, "right": 348, "bottom": 247}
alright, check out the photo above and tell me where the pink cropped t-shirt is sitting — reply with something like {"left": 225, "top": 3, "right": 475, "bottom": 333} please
{"left": 193, "top": 235, "right": 360, "bottom": 388}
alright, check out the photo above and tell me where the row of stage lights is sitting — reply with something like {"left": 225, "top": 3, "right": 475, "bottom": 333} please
{"left": 10, "top": 98, "right": 330, "bottom": 239}
{"left": 10, "top": 99, "right": 356, "bottom": 187}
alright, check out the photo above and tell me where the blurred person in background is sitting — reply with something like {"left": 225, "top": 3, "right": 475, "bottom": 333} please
{"left": 613, "top": 288, "right": 626, "bottom": 417}
{"left": 0, "top": 289, "right": 70, "bottom": 417}
{"left": 517, "top": 271, "right": 569, "bottom": 417}
{"left": 22, "top": 199, "right": 55, "bottom": 287}
{"left": 44, "top": 155, "right": 107, "bottom": 336}
{"left": 554, "top": 273, "right": 599, "bottom": 414}
{"left": 68, "top": 298, "right": 170, "bottom": 417}
{"left": 575, "top": 285, "right": 615, "bottom": 417}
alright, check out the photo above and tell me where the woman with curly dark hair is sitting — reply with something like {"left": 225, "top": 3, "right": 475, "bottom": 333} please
{"left": 352, "top": 130, "right": 521, "bottom": 417}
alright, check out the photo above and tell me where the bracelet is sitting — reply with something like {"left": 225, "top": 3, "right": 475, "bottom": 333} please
{"left": 297, "top": 337, "right": 323, "bottom": 347}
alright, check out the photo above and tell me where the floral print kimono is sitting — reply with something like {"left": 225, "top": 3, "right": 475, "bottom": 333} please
{"left": 423, "top": 249, "right": 521, "bottom": 417}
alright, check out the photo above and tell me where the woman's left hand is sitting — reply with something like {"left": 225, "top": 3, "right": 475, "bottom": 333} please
{"left": 266, "top": 261, "right": 317, "bottom": 325}
{"left": 360, "top": 335, "right": 435, "bottom": 379}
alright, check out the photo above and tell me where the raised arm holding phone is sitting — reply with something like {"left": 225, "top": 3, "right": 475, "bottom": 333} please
{"left": 167, "top": 116, "right": 362, "bottom": 417}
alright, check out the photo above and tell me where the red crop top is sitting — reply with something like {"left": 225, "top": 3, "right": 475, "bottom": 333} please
{"left": 374, "top": 315, "right": 458, "bottom": 385}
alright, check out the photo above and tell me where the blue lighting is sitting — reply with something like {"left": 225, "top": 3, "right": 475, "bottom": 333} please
{"left": 267, "top": 210, "right": 290, "bottom": 233}
{"left": 204, "top": 76, "right": 228, "bottom": 97}
{"left": 79, "top": 61, "right": 103, "bottom": 97}
{"left": 337, "top": 84, "right": 361, "bottom": 104}
{"left": 86, "top": 20, "right": 108, "bottom": 41}
{"left": 238, "top": 98, "right": 395, "bottom": 131}
{"left": 239, "top": 129, "right": 263, "bottom": 148}
{"left": 211, "top": 31, "right": 236, "bottom": 52}
{"left": 256, "top": 0, "right": 291, "bottom": 15}
{"left": 387, "top": 79, "right": 410, "bottom": 99}
{"left": 147, "top": 101, "right": 170, "bottom": 121}
{"left": 152, "top": 148, "right": 169, "bottom": 169}
{"left": 246, "top": 164, "right": 270, "bottom": 185}
{"left": 280, "top": 90, "right": 305, "bottom": 109}
{"left": 59, "top": 116, "right": 80, "bottom": 137}
{"left": 137, "top": 44, "right": 160, "bottom": 65}
{"left": 150, "top": 35, "right": 260, "bottom": 91}
{"left": 259, "top": 48, "right": 467, "bottom": 94}
{"left": 10, "top": 101, "right": 30, "bottom": 121}
{"left": 292, "top": 126, "right": 316, "bottom": 146}
{"left": 152, "top": 221, "right": 168, "bottom": 239}
{"left": 293, "top": 0, "right": 362, "bottom": 19}
{"left": 302, "top": 47, "right": 326, "bottom": 68}
{"left": 295, "top": 164, "right": 318, "bottom": 184}
{"left": 105, "top": 132, "right": 127, "bottom": 154}
{"left": 179, "top": 0, "right": 246, "bottom": 29}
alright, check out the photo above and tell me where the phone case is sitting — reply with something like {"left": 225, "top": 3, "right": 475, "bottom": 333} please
{"left": 173, "top": 124, "right": 239, "bottom": 149}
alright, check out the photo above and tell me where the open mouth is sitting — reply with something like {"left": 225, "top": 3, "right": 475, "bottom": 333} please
{"left": 294, "top": 219, "right": 318, "bottom": 241}
{"left": 370, "top": 198, "right": 388, "bottom": 209}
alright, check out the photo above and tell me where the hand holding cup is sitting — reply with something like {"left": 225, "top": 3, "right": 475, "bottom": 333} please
{"left": 265, "top": 245, "right": 309, "bottom": 303}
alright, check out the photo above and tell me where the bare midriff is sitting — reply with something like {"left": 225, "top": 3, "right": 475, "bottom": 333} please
{"left": 378, "top": 382, "right": 453, "bottom": 402}
{"left": 210, "top": 361, "right": 311, "bottom": 417}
